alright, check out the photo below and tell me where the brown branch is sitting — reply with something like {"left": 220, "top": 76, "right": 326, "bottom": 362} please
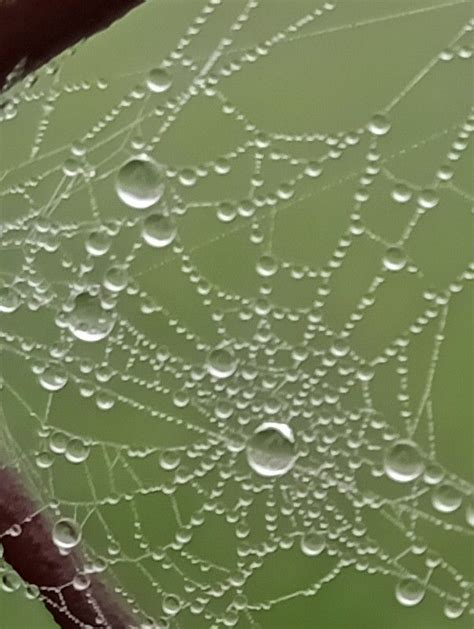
{"left": 0, "top": 0, "right": 144, "bottom": 91}
{"left": 0, "top": 466, "right": 138, "bottom": 628}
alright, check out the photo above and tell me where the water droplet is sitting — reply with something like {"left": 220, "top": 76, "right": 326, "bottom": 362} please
{"left": 85, "top": 231, "right": 111, "bottom": 256}
{"left": 72, "top": 574, "right": 90, "bottom": 591}
{"left": 443, "top": 598, "right": 464, "bottom": 619}
{"left": 217, "top": 201, "right": 237, "bottom": 223}
{"left": 395, "top": 578, "right": 425, "bottom": 606}
{"left": 391, "top": 183, "right": 412, "bottom": 204}
{"left": 162, "top": 594, "right": 181, "bottom": 616}
{"left": 142, "top": 212, "right": 177, "bottom": 247}
{"left": 36, "top": 451, "right": 54, "bottom": 469}
{"left": 0, "top": 286, "right": 21, "bottom": 313}
{"left": 52, "top": 518, "right": 81, "bottom": 550}
{"left": 39, "top": 365, "right": 68, "bottom": 392}
{"left": 384, "top": 440, "right": 424, "bottom": 483}
{"left": 383, "top": 247, "right": 407, "bottom": 271}
{"left": 146, "top": 68, "right": 172, "bottom": 93}
{"left": 67, "top": 294, "right": 116, "bottom": 342}
{"left": 116, "top": 157, "right": 165, "bottom": 209}
{"left": 256, "top": 254, "right": 278, "bottom": 277}
{"left": 159, "top": 450, "right": 181, "bottom": 471}
{"left": 300, "top": 530, "right": 326, "bottom": 556}
{"left": 418, "top": 189, "right": 439, "bottom": 209}
{"left": 465, "top": 500, "right": 474, "bottom": 527}
{"left": 368, "top": 113, "right": 391, "bottom": 136}
{"left": 103, "top": 265, "right": 129, "bottom": 293}
{"left": 2, "top": 573, "right": 22, "bottom": 593}
{"left": 65, "top": 438, "right": 90, "bottom": 463}
{"left": 431, "top": 483, "right": 463, "bottom": 513}
{"left": 246, "top": 422, "right": 296, "bottom": 477}
{"left": 206, "top": 347, "right": 238, "bottom": 379}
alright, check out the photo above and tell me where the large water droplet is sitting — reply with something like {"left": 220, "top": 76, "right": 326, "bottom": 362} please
{"left": 116, "top": 157, "right": 165, "bottom": 209}
{"left": 67, "top": 293, "right": 116, "bottom": 342}
{"left": 52, "top": 518, "right": 81, "bottom": 550}
{"left": 142, "top": 212, "right": 177, "bottom": 247}
{"left": 206, "top": 347, "right": 238, "bottom": 379}
{"left": 384, "top": 440, "right": 424, "bottom": 483}
{"left": 246, "top": 422, "right": 296, "bottom": 477}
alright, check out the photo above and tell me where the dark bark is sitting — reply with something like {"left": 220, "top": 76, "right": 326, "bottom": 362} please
{"left": 0, "top": 0, "right": 144, "bottom": 91}
{"left": 0, "top": 467, "right": 137, "bottom": 628}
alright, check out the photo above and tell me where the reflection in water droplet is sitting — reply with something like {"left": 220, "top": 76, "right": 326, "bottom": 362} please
{"left": 206, "top": 347, "right": 238, "bottom": 379}
{"left": 384, "top": 440, "right": 424, "bottom": 483}
{"left": 246, "top": 422, "right": 296, "bottom": 477}
{"left": 52, "top": 518, "right": 81, "bottom": 550}
{"left": 116, "top": 157, "right": 165, "bottom": 209}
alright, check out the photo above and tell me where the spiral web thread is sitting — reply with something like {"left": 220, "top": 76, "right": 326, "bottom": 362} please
{"left": 0, "top": 0, "right": 473, "bottom": 627}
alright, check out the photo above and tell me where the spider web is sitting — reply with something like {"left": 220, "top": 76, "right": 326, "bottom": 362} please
{"left": 0, "top": 0, "right": 473, "bottom": 627}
